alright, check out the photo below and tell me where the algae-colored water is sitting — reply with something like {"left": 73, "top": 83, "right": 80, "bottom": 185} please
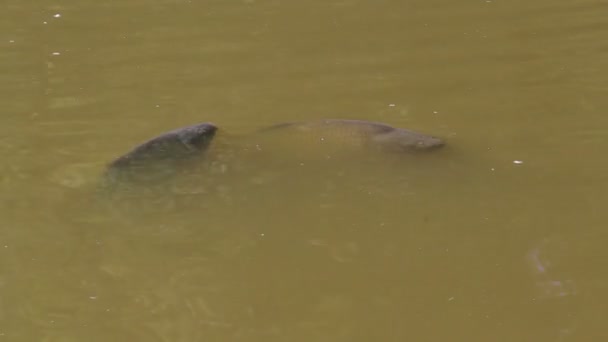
{"left": 2, "top": 0, "right": 608, "bottom": 340}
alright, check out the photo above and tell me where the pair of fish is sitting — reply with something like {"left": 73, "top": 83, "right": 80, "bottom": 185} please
{"left": 102, "top": 119, "right": 445, "bottom": 187}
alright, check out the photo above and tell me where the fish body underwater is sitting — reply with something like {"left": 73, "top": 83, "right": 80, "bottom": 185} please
{"left": 240, "top": 119, "right": 444, "bottom": 160}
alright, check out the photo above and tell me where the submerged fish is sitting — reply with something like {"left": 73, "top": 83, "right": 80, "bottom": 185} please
{"left": 102, "top": 122, "right": 218, "bottom": 186}
{"left": 245, "top": 119, "right": 444, "bottom": 157}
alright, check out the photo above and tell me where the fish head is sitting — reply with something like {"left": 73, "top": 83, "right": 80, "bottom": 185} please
{"left": 177, "top": 122, "right": 218, "bottom": 151}
{"left": 409, "top": 133, "right": 445, "bottom": 151}
{"left": 374, "top": 129, "right": 445, "bottom": 152}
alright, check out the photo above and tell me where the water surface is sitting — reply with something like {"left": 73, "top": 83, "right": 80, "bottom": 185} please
{"left": 2, "top": 0, "right": 608, "bottom": 340}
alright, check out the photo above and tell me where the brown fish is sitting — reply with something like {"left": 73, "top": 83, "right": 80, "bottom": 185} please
{"left": 245, "top": 119, "right": 444, "bottom": 157}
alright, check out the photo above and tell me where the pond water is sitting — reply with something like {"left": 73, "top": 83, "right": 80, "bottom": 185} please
{"left": 2, "top": 0, "right": 608, "bottom": 341}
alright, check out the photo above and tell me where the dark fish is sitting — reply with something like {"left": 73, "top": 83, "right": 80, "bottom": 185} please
{"left": 250, "top": 119, "right": 444, "bottom": 155}
{"left": 102, "top": 122, "right": 218, "bottom": 186}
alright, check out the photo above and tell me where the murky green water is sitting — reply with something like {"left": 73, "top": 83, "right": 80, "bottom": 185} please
{"left": 2, "top": 0, "right": 608, "bottom": 341}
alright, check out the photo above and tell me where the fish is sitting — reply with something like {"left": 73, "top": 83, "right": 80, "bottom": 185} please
{"left": 101, "top": 122, "right": 218, "bottom": 186}
{"left": 243, "top": 119, "right": 444, "bottom": 158}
